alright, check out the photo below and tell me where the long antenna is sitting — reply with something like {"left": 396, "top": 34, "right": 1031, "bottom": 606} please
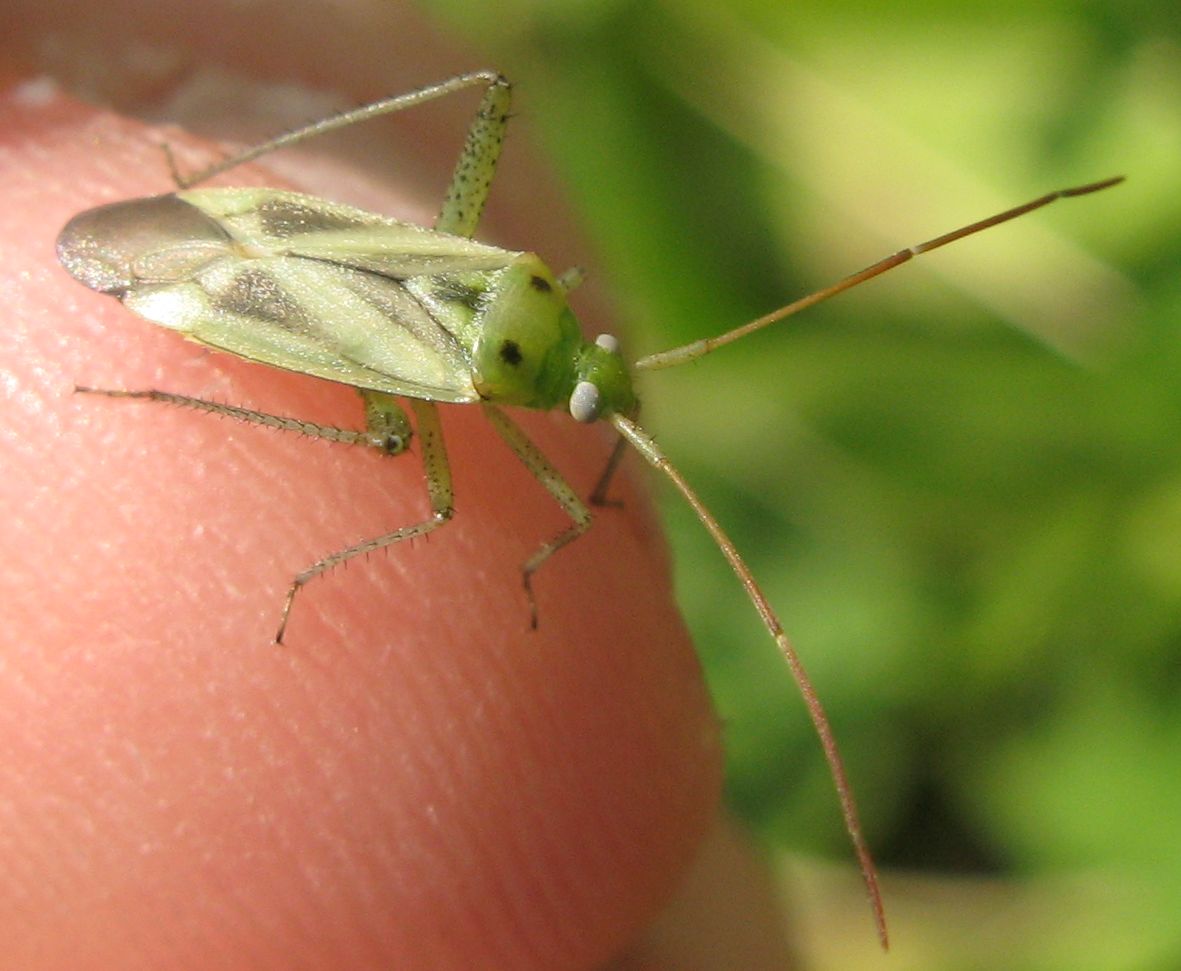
{"left": 617, "top": 175, "right": 1124, "bottom": 946}
{"left": 635, "top": 176, "right": 1124, "bottom": 372}
{"left": 610, "top": 412, "right": 889, "bottom": 950}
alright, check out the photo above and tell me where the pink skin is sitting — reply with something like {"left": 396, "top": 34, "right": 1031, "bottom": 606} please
{"left": 0, "top": 65, "right": 738, "bottom": 971}
{"left": 0, "top": 2, "right": 812, "bottom": 964}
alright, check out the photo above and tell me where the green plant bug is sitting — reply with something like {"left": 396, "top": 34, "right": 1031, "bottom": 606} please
{"left": 55, "top": 69, "right": 1124, "bottom": 946}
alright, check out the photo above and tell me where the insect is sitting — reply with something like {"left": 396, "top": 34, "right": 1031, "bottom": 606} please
{"left": 56, "top": 69, "right": 1122, "bottom": 946}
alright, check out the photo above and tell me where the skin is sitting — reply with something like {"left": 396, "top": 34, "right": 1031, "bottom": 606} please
{"left": 0, "top": 2, "right": 797, "bottom": 968}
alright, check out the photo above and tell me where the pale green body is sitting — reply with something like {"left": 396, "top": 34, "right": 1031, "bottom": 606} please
{"left": 60, "top": 186, "right": 634, "bottom": 417}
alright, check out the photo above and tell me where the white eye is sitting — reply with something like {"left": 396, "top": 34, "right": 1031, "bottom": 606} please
{"left": 594, "top": 333, "right": 620, "bottom": 354}
{"left": 569, "top": 380, "right": 602, "bottom": 423}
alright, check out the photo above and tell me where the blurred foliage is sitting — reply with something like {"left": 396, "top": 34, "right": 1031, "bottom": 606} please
{"left": 419, "top": 0, "right": 1179, "bottom": 966}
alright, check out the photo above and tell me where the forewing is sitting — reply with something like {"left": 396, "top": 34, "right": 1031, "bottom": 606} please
{"left": 180, "top": 187, "right": 520, "bottom": 277}
{"left": 124, "top": 252, "right": 481, "bottom": 402}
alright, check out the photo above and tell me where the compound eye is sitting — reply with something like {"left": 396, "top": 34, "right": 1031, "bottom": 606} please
{"left": 569, "top": 380, "right": 602, "bottom": 423}
{"left": 594, "top": 333, "right": 620, "bottom": 354}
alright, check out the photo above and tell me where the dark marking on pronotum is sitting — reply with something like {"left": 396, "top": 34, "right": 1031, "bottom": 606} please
{"left": 499, "top": 340, "right": 523, "bottom": 366}
{"left": 529, "top": 274, "right": 551, "bottom": 293}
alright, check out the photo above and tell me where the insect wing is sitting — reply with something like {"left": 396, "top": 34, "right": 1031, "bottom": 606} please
{"left": 182, "top": 187, "right": 520, "bottom": 277}
{"left": 59, "top": 188, "right": 526, "bottom": 401}
{"left": 174, "top": 187, "right": 528, "bottom": 401}
{"left": 164, "top": 252, "right": 484, "bottom": 400}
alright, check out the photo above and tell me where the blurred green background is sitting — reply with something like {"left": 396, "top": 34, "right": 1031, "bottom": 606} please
{"left": 418, "top": 1, "right": 1180, "bottom": 967}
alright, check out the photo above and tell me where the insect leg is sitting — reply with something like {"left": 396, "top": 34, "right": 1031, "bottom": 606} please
{"left": 589, "top": 434, "right": 628, "bottom": 508}
{"left": 170, "top": 70, "right": 509, "bottom": 188}
{"left": 481, "top": 404, "right": 592, "bottom": 628}
{"left": 555, "top": 267, "right": 587, "bottom": 293}
{"left": 274, "top": 397, "right": 454, "bottom": 643}
{"left": 360, "top": 390, "right": 415, "bottom": 455}
{"left": 74, "top": 386, "right": 413, "bottom": 455}
{"left": 434, "top": 76, "right": 513, "bottom": 238}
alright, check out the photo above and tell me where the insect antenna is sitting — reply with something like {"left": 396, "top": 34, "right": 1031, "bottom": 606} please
{"left": 607, "top": 175, "right": 1124, "bottom": 947}
{"left": 609, "top": 411, "right": 889, "bottom": 949}
{"left": 634, "top": 176, "right": 1124, "bottom": 372}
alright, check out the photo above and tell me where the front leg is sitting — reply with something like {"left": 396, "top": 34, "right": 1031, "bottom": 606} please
{"left": 481, "top": 404, "right": 591, "bottom": 628}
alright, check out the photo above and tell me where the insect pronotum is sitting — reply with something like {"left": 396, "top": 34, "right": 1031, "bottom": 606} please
{"left": 56, "top": 69, "right": 1123, "bottom": 946}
